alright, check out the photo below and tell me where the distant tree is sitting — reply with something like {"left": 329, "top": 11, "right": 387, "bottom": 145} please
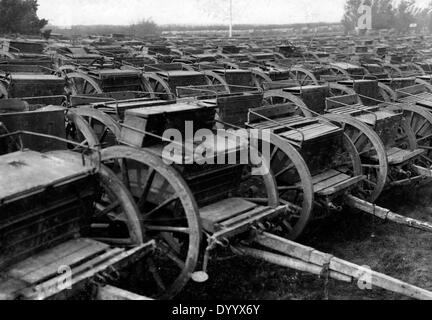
{"left": 129, "top": 19, "right": 160, "bottom": 37}
{"left": 371, "top": 0, "right": 395, "bottom": 29}
{"left": 394, "top": 0, "right": 416, "bottom": 32}
{"left": 411, "top": 1, "right": 432, "bottom": 33}
{"left": 0, "top": 0, "right": 48, "bottom": 35}
{"left": 42, "top": 29, "right": 52, "bottom": 40}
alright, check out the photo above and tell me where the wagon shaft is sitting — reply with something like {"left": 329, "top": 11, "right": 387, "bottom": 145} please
{"left": 346, "top": 195, "right": 432, "bottom": 233}
{"left": 237, "top": 232, "right": 432, "bottom": 300}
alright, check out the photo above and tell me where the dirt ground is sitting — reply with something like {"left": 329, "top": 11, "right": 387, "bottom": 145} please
{"left": 178, "top": 184, "right": 432, "bottom": 300}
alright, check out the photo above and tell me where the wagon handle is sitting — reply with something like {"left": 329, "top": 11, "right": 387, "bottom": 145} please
{"left": 175, "top": 86, "right": 220, "bottom": 99}
{"left": 0, "top": 130, "right": 99, "bottom": 150}
{"left": 395, "top": 88, "right": 432, "bottom": 102}
{"left": 0, "top": 122, "right": 22, "bottom": 150}
{"left": 119, "top": 123, "right": 185, "bottom": 149}
{"left": 248, "top": 110, "right": 305, "bottom": 146}
{"left": 326, "top": 96, "right": 378, "bottom": 126}
{"left": 0, "top": 130, "right": 101, "bottom": 169}
{"left": 142, "top": 64, "right": 166, "bottom": 72}
{"left": 20, "top": 94, "right": 69, "bottom": 105}
{"left": 7, "top": 45, "right": 21, "bottom": 54}
{"left": 356, "top": 93, "right": 406, "bottom": 112}
{"left": 288, "top": 100, "right": 345, "bottom": 127}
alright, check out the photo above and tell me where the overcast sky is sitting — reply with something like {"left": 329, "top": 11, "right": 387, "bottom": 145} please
{"left": 37, "top": 0, "right": 431, "bottom": 27}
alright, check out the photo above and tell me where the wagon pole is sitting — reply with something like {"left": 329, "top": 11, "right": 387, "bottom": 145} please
{"left": 234, "top": 232, "right": 432, "bottom": 300}
{"left": 345, "top": 195, "right": 432, "bottom": 234}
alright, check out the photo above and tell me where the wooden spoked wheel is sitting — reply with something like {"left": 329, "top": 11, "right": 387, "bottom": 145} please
{"left": 69, "top": 107, "right": 121, "bottom": 148}
{"left": 290, "top": 67, "right": 320, "bottom": 86}
{"left": 406, "top": 63, "right": 426, "bottom": 77}
{"left": 142, "top": 74, "right": 174, "bottom": 100}
{"left": 263, "top": 91, "right": 313, "bottom": 117}
{"left": 377, "top": 82, "right": 397, "bottom": 102}
{"left": 251, "top": 69, "right": 273, "bottom": 89}
{"left": 66, "top": 72, "right": 103, "bottom": 95}
{"left": 324, "top": 114, "right": 388, "bottom": 202}
{"left": 328, "top": 83, "right": 360, "bottom": 100}
{"left": 201, "top": 70, "right": 231, "bottom": 94}
{"left": 274, "top": 53, "right": 286, "bottom": 60}
{"left": 383, "top": 64, "right": 403, "bottom": 78}
{"left": 65, "top": 111, "right": 100, "bottom": 151}
{"left": 101, "top": 146, "right": 201, "bottom": 299}
{"left": 265, "top": 133, "right": 314, "bottom": 240}
{"left": 388, "top": 104, "right": 432, "bottom": 165}
{"left": 233, "top": 132, "right": 280, "bottom": 209}
{"left": 328, "top": 66, "right": 351, "bottom": 79}
{"left": 58, "top": 65, "right": 78, "bottom": 75}
{"left": 47, "top": 150, "right": 143, "bottom": 247}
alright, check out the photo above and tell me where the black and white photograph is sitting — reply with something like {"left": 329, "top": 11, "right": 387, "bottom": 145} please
{"left": 1, "top": 0, "right": 432, "bottom": 306}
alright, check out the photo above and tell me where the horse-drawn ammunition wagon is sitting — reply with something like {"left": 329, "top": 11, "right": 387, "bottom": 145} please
{"left": 0, "top": 100, "right": 156, "bottom": 300}
{"left": 67, "top": 86, "right": 432, "bottom": 300}
{"left": 0, "top": 64, "right": 66, "bottom": 99}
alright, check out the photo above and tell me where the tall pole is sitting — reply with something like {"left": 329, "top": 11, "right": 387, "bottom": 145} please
{"left": 229, "top": 0, "right": 233, "bottom": 38}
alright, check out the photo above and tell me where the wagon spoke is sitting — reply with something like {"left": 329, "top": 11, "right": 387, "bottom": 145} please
{"left": 142, "top": 196, "right": 179, "bottom": 219}
{"left": 138, "top": 168, "right": 156, "bottom": 208}
{"left": 148, "top": 258, "right": 166, "bottom": 292}
{"left": 82, "top": 81, "right": 88, "bottom": 94}
{"left": 146, "top": 226, "right": 190, "bottom": 234}
{"left": 270, "top": 147, "right": 279, "bottom": 162}
{"left": 158, "top": 241, "right": 185, "bottom": 269}
{"left": 282, "top": 220, "right": 293, "bottom": 233}
{"left": 410, "top": 112, "right": 415, "bottom": 127}
{"left": 419, "top": 145, "right": 432, "bottom": 150}
{"left": 159, "top": 232, "right": 182, "bottom": 255}
{"left": 278, "top": 185, "right": 301, "bottom": 191}
{"left": 95, "top": 200, "right": 121, "bottom": 218}
{"left": 362, "top": 164, "right": 380, "bottom": 169}
{"left": 72, "top": 139, "right": 89, "bottom": 151}
{"left": 120, "top": 160, "right": 131, "bottom": 190}
{"left": 275, "top": 163, "right": 295, "bottom": 178}
{"left": 415, "top": 120, "right": 429, "bottom": 135}
{"left": 364, "top": 179, "right": 377, "bottom": 187}
{"left": 352, "top": 132, "right": 364, "bottom": 146}
{"left": 417, "top": 133, "right": 432, "bottom": 142}
{"left": 165, "top": 250, "right": 186, "bottom": 270}
{"left": 355, "top": 135, "right": 369, "bottom": 151}
{"left": 99, "top": 127, "right": 109, "bottom": 144}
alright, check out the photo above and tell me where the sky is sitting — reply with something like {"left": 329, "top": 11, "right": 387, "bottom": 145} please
{"left": 36, "top": 0, "right": 431, "bottom": 27}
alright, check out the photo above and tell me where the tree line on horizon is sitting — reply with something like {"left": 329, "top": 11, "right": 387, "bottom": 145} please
{"left": 3, "top": 0, "right": 432, "bottom": 39}
{"left": 0, "top": 0, "right": 48, "bottom": 35}
{"left": 343, "top": 0, "right": 432, "bottom": 33}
